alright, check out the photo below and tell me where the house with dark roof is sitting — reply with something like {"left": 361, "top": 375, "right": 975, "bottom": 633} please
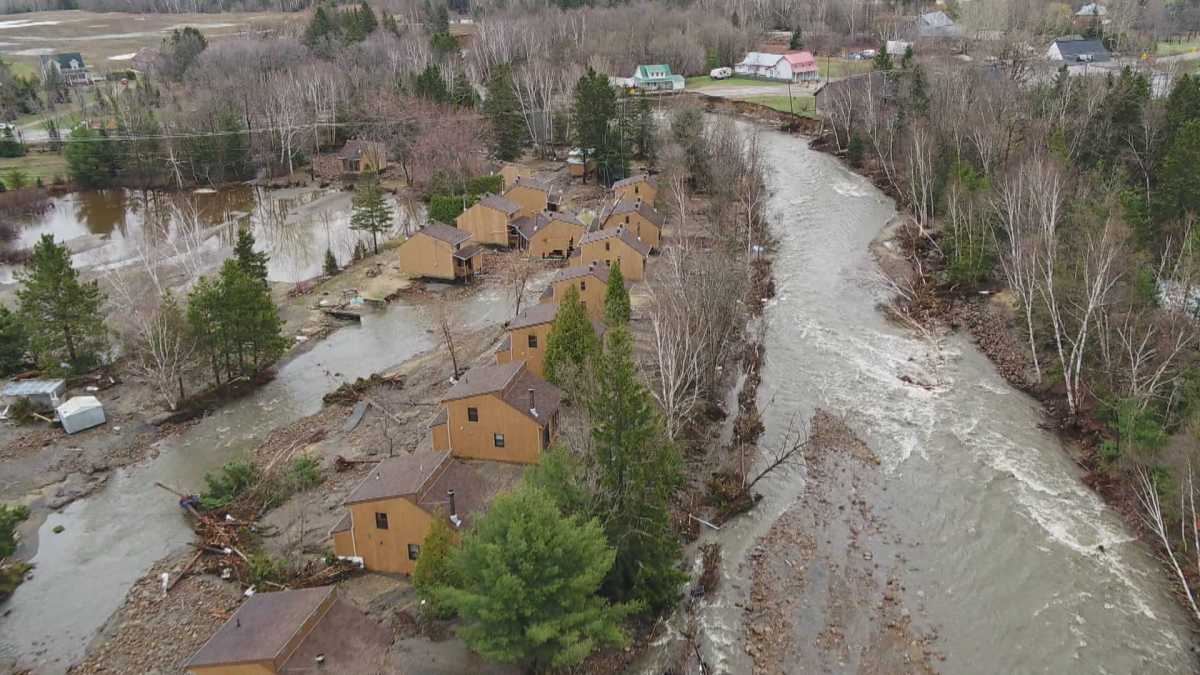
{"left": 184, "top": 586, "right": 391, "bottom": 674}
{"left": 540, "top": 263, "right": 611, "bottom": 321}
{"left": 504, "top": 176, "right": 562, "bottom": 218}
{"left": 598, "top": 197, "right": 664, "bottom": 249}
{"left": 515, "top": 210, "right": 586, "bottom": 258}
{"left": 397, "top": 223, "right": 484, "bottom": 281}
{"left": 431, "top": 361, "right": 561, "bottom": 464}
{"left": 329, "top": 450, "right": 487, "bottom": 574}
{"left": 1046, "top": 38, "right": 1111, "bottom": 62}
{"left": 40, "top": 52, "right": 90, "bottom": 86}
{"left": 613, "top": 174, "right": 658, "bottom": 203}
{"left": 495, "top": 303, "right": 559, "bottom": 377}
{"left": 916, "top": 11, "right": 961, "bottom": 39}
{"left": 578, "top": 227, "right": 651, "bottom": 281}
{"left": 336, "top": 140, "right": 387, "bottom": 174}
{"left": 456, "top": 194, "right": 521, "bottom": 246}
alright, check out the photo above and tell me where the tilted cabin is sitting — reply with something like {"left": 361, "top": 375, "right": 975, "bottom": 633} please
{"left": 515, "top": 211, "right": 587, "bottom": 258}
{"left": 540, "top": 263, "right": 610, "bottom": 322}
{"left": 456, "top": 194, "right": 521, "bottom": 247}
{"left": 330, "top": 450, "right": 485, "bottom": 575}
{"left": 597, "top": 197, "right": 664, "bottom": 250}
{"left": 184, "top": 586, "right": 391, "bottom": 675}
{"left": 397, "top": 223, "right": 485, "bottom": 281}
{"left": 504, "top": 176, "right": 561, "bottom": 218}
{"left": 495, "top": 303, "right": 559, "bottom": 377}
{"left": 431, "top": 361, "right": 561, "bottom": 464}
{"left": 612, "top": 174, "right": 658, "bottom": 204}
{"left": 498, "top": 162, "right": 531, "bottom": 190}
{"left": 577, "top": 227, "right": 651, "bottom": 281}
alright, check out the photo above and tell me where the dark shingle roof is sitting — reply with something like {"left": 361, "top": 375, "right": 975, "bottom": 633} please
{"left": 344, "top": 450, "right": 450, "bottom": 505}
{"left": 418, "top": 223, "right": 473, "bottom": 246}
{"left": 186, "top": 587, "right": 334, "bottom": 668}
{"left": 511, "top": 176, "right": 555, "bottom": 194}
{"left": 513, "top": 213, "right": 551, "bottom": 240}
{"left": 338, "top": 140, "right": 383, "bottom": 161}
{"left": 501, "top": 367, "right": 562, "bottom": 423}
{"left": 478, "top": 194, "right": 521, "bottom": 215}
{"left": 45, "top": 52, "right": 86, "bottom": 70}
{"left": 509, "top": 303, "right": 558, "bottom": 330}
{"left": 553, "top": 264, "right": 610, "bottom": 285}
{"left": 1051, "top": 38, "right": 1111, "bottom": 62}
{"left": 580, "top": 227, "right": 652, "bottom": 257}
{"left": 442, "top": 361, "right": 562, "bottom": 424}
{"left": 600, "top": 198, "right": 664, "bottom": 227}
{"left": 612, "top": 174, "right": 656, "bottom": 190}
{"left": 442, "top": 361, "right": 525, "bottom": 402}
{"left": 415, "top": 460, "right": 489, "bottom": 527}
{"left": 454, "top": 243, "right": 485, "bottom": 260}
{"left": 278, "top": 598, "right": 391, "bottom": 674}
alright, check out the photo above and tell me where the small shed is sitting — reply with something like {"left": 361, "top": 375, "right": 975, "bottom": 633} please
{"left": 3, "top": 379, "right": 66, "bottom": 410}
{"left": 56, "top": 396, "right": 106, "bottom": 434}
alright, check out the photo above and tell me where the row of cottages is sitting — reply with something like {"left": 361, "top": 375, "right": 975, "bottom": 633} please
{"left": 576, "top": 227, "right": 652, "bottom": 281}
{"left": 396, "top": 222, "right": 486, "bottom": 281}
{"left": 185, "top": 585, "right": 391, "bottom": 675}
{"left": 734, "top": 51, "right": 819, "bottom": 82}
{"left": 455, "top": 176, "right": 565, "bottom": 248}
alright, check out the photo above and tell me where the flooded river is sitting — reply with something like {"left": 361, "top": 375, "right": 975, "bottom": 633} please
{"left": 668, "top": 125, "right": 1194, "bottom": 673}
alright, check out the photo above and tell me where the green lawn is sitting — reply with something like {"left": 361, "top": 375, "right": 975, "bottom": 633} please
{"left": 819, "top": 58, "right": 873, "bottom": 79}
{"left": 0, "top": 152, "right": 68, "bottom": 184}
{"left": 686, "top": 75, "right": 780, "bottom": 89}
{"left": 1157, "top": 39, "right": 1200, "bottom": 57}
{"left": 737, "top": 94, "right": 817, "bottom": 118}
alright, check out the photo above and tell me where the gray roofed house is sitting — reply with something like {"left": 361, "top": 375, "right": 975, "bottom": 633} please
{"left": 185, "top": 586, "right": 391, "bottom": 674}
{"left": 1076, "top": 2, "right": 1107, "bottom": 16}
{"left": 917, "top": 11, "right": 961, "bottom": 38}
{"left": 1046, "top": 38, "right": 1111, "bottom": 62}
{"left": 479, "top": 194, "right": 521, "bottom": 216}
{"left": 418, "top": 223, "right": 473, "bottom": 246}
{"left": 509, "top": 302, "right": 559, "bottom": 331}
{"left": 40, "top": 53, "right": 90, "bottom": 86}
{"left": 344, "top": 450, "right": 451, "bottom": 505}
{"left": 513, "top": 212, "right": 552, "bottom": 241}
{"left": 580, "top": 226, "right": 653, "bottom": 257}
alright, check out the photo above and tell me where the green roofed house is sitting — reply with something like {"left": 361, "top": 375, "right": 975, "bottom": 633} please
{"left": 632, "top": 64, "right": 685, "bottom": 92}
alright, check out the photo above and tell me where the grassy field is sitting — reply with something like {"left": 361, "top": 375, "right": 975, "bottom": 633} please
{"left": 0, "top": 152, "right": 68, "bottom": 184}
{"left": 1157, "top": 39, "right": 1200, "bottom": 57}
{"left": 0, "top": 10, "right": 294, "bottom": 75}
{"left": 686, "top": 75, "right": 775, "bottom": 89}
{"left": 738, "top": 94, "right": 817, "bottom": 118}
{"left": 818, "top": 58, "right": 873, "bottom": 79}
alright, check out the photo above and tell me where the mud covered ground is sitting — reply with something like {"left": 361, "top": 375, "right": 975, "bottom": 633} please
{"left": 744, "top": 410, "right": 942, "bottom": 675}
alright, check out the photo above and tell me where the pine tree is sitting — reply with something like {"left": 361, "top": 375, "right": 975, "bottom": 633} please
{"left": 64, "top": 126, "right": 118, "bottom": 188}
{"left": 415, "top": 64, "right": 450, "bottom": 103}
{"left": 17, "top": 234, "right": 108, "bottom": 373}
{"left": 635, "top": 95, "right": 657, "bottom": 166}
{"left": 323, "top": 247, "right": 339, "bottom": 276}
{"left": 188, "top": 259, "right": 287, "bottom": 383}
{"left": 412, "top": 513, "right": 461, "bottom": 619}
{"left": 450, "top": 68, "right": 476, "bottom": 108}
{"left": 873, "top": 44, "right": 894, "bottom": 71}
{"left": 574, "top": 67, "right": 618, "bottom": 185}
{"left": 543, "top": 286, "right": 599, "bottom": 386}
{"left": 1156, "top": 119, "right": 1200, "bottom": 221}
{"left": 357, "top": 0, "right": 378, "bottom": 36}
{"left": 603, "top": 262, "right": 630, "bottom": 326}
{"left": 589, "top": 325, "right": 685, "bottom": 613}
{"left": 0, "top": 305, "right": 28, "bottom": 376}
{"left": 1165, "top": 74, "right": 1200, "bottom": 145}
{"left": 484, "top": 64, "right": 524, "bottom": 161}
{"left": 233, "top": 228, "right": 269, "bottom": 285}
{"left": 302, "top": 5, "right": 339, "bottom": 48}
{"left": 439, "top": 486, "right": 633, "bottom": 669}
{"left": 350, "top": 173, "right": 393, "bottom": 254}
{"left": 789, "top": 28, "right": 803, "bottom": 50}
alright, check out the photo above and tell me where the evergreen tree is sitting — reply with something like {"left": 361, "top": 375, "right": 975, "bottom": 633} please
{"left": 573, "top": 68, "right": 619, "bottom": 185}
{"left": 439, "top": 486, "right": 633, "bottom": 669}
{"left": 187, "top": 259, "right": 287, "bottom": 384}
{"left": 635, "top": 95, "right": 657, "bottom": 166}
{"left": 704, "top": 48, "right": 719, "bottom": 73}
{"left": 323, "top": 247, "right": 339, "bottom": 276}
{"left": 789, "top": 28, "right": 803, "bottom": 50}
{"left": 382, "top": 12, "right": 400, "bottom": 35}
{"left": 64, "top": 126, "right": 118, "bottom": 188}
{"left": 0, "top": 126, "right": 24, "bottom": 158}
{"left": 17, "top": 234, "right": 108, "bottom": 373}
{"left": 1156, "top": 120, "right": 1200, "bottom": 222}
{"left": 412, "top": 512, "right": 461, "bottom": 618}
{"left": 589, "top": 325, "right": 685, "bottom": 613}
{"left": 543, "top": 286, "right": 599, "bottom": 385}
{"left": 524, "top": 444, "right": 590, "bottom": 519}
{"left": 302, "top": 5, "right": 339, "bottom": 48}
{"left": 233, "top": 229, "right": 269, "bottom": 285}
{"left": 603, "top": 262, "right": 630, "bottom": 326}
{"left": 159, "top": 26, "right": 208, "bottom": 81}
{"left": 450, "top": 68, "right": 476, "bottom": 108}
{"left": 415, "top": 64, "right": 450, "bottom": 103}
{"left": 901, "top": 44, "right": 914, "bottom": 69}
{"left": 484, "top": 64, "right": 524, "bottom": 161}
{"left": 873, "top": 44, "right": 894, "bottom": 71}
{"left": 356, "top": 1, "right": 378, "bottom": 36}
{"left": 1164, "top": 74, "right": 1200, "bottom": 146}
{"left": 350, "top": 173, "right": 393, "bottom": 254}
{"left": 0, "top": 305, "right": 28, "bottom": 376}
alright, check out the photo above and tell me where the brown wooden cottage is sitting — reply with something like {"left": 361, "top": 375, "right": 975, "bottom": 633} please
{"left": 612, "top": 173, "right": 658, "bottom": 203}
{"left": 336, "top": 140, "right": 388, "bottom": 174}
{"left": 329, "top": 450, "right": 486, "bottom": 575}
{"left": 540, "top": 263, "right": 610, "bottom": 321}
{"left": 397, "top": 223, "right": 484, "bottom": 281}
{"left": 504, "top": 176, "right": 562, "bottom": 218}
{"left": 184, "top": 586, "right": 390, "bottom": 675}
{"left": 499, "top": 162, "right": 532, "bottom": 190}
{"left": 577, "top": 227, "right": 651, "bottom": 281}
{"left": 514, "top": 211, "right": 587, "bottom": 258}
{"left": 431, "top": 361, "right": 561, "bottom": 465}
{"left": 456, "top": 194, "right": 521, "bottom": 247}
{"left": 495, "top": 303, "right": 558, "bottom": 378}
{"left": 597, "top": 197, "right": 664, "bottom": 249}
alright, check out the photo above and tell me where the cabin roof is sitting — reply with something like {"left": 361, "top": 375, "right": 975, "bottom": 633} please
{"left": 418, "top": 223, "right": 473, "bottom": 246}
{"left": 186, "top": 587, "right": 334, "bottom": 668}
{"left": 553, "top": 264, "right": 610, "bottom": 285}
{"left": 600, "top": 197, "right": 664, "bottom": 227}
{"left": 580, "top": 227, "right": 652, "bottom": 256}
{"left": 509, "top": 302, "right": 559, "bottom": 330}
{"left": 344, "top": 450, "right": 451, "bottom": 505}
{"left": 442, "top": 361, "right": 561, "bottom": 423}
{"left": 612, "top": 174, "right": 657, "bottom": 190}
{"left": 478, "top": 194, "right": 521, "bottom": 215}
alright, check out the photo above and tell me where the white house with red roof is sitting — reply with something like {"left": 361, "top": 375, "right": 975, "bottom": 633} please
{"left": 735, "top": 51, "right": 820, "bottom": 83}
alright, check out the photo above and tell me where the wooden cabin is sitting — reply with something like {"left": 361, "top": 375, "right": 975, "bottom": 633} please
{"left": 612, "top": 174, "right": 658, "bottom": 203}
{"left": 499, "top": 163, "right": 532, "bottom": 190}
{"left": 515, "top": 211, "right": 586, "bottom": 258}
{"left": 577, "top": 227, "right": 651, "bottom": 281}
{"left": 597, "top": 197, "right": 664, "bottom": 250}
{"left": 336, "top": 140, "right": 388, "bottom": 175}
{"left": 185, "top": 586, "right": 390, "bottom": 675}
{"left": 330, "top": 450, "right": 486, "bottom": 575}
{"left": 456, "top": 194, "right": 521, "bottom": 247}
{"left": 397, "top": 223, "right": 485, "bottom": 281}
{"left": 540, "top": 264, "right": 610, "bottom": 322}
{"left": 431, "top": 361, "right": 561, "bottom": 465}
{"left": 504, "top": 176, "right": 561, "bottom": 218}
{"left": 495, "top": 303, "right": 559, "bottom": 377}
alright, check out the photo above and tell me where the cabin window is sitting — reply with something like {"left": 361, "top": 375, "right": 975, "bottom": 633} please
{"left": 408, "top": 544, "right": 421, "bottom": 561}
{"left": 542, "top": 425, "right": 551, "bottom": 449}
{"left": 467, "top": 407, "right": 479, "bottom": 422}
{"left": 605, "top": 242, "right": 610, "bottom": 251}
{"left": 493, "top": 433, "right": 506, "bottom": 448}
{"left": 580, "top": 281, "right": 586, "bottom": 291}
{"left": 624, "top": 215, "right": 630, "bottom": 224}
{"left": 375, "top": 512, "right": 389, "bottom": 530}
{"left": 527, "top": 334, "right": 538, "bottom": 348}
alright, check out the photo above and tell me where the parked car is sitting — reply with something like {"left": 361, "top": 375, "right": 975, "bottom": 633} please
{"left": 709, "top": 67, "right": 733, "bottom": 79}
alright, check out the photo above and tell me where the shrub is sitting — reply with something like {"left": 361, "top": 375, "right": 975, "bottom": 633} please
{"left": 428, "top": 194, "right": 474, "bottom": 224}
{"left": 464, "top": 174, "right": 503, "bottom": 195}
{"left": 200, "top": 460, "right": 259, "bottom": 510}
{"left": 286, "top": 457, "right": 322, "bottom": 490}
{"left": 847, "top": 134, "right": 865, "bottom": 167}
{"left": 247, "top": 551, "right": 288, "bottom": 585}
{"left": 0, "top": 503, "right": 30, "bottom": 557}
{"left": 412, "top": 513, "right": 460, "bottom": 619}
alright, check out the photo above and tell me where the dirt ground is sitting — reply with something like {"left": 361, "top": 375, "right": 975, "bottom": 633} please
{"left": 743, "top": 410, "right": 942, "bottom": 675}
